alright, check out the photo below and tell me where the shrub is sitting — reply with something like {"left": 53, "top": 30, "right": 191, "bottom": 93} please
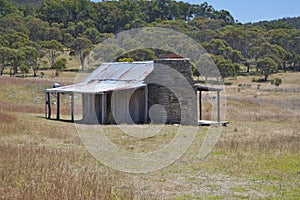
{"left": 271, "top": 78, "right": 282, "bottom": 87}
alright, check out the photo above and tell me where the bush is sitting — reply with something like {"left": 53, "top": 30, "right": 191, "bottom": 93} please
{"left": 271, "top": 78, "right": 282, "bottom": 86}
{"left": 118, "top": 57, "right": 134, "bottom": 62}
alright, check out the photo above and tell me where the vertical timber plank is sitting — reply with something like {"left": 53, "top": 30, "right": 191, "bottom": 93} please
{"left": 199, "top": 91, "right": 202, "bottom": 120}
{"left": 217, "top": 91, "right": 220, "bottom": 123}
{"left": 47, "top": 92, "right": 51, "bottom": 119}
{"left": 71, "top": 93, "right": 74, "bottom": 122}
{"left": 56, "top": 92, "right": 60, "bottom": 120}
{"left": 144, "top": 86, "right": 148, "bottom": 123}
{"left": 45, "top": 92, "right": 47, "bottom": 118}
{"left": 101, "top": 93, "right": 107, "bottom": 124}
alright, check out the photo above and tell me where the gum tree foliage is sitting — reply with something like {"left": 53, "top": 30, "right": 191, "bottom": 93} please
{"left": 257, "top": 57, "right": 277, "bottom": 81}
{"left": 52, "top": 57, "right": 67, "bottom": 76}
{"left": 70, "top": 37, "right": 92, "bottom": 71}
{"left": 0, "top": 47, "right": 13, "bottom": 76}
{"left": 0, "top": 0, "right": 299, "bottom": 77}
{"left": 20, "top": 45, "right": 44, "bottom": 77}
{"left": 40, "top": 40, "right": 64, "bottom": 69}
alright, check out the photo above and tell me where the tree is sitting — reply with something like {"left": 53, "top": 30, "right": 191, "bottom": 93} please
{"left": 212, "top": 55, "right": 234, "bottom": 81}
{"left": 19, "top": 63, "right": 30, "bottom": 77}
{"left": 1, "top": 31, "right": 29, "bottom": 48}
{"left": 83, "top": 27, "right": 101, "bottom": 44}
{"left": 257, "top": 57, "right": 277, "bottom": 81}
{"left": 229, "top": 49, "right": 244, "bottom": 63}
{"left": 71, "top": 37, "right": 92, "bottom": 70}
{"left": 195, "top": 53, "right": 218, "bottom": 81}
{"left": 0, "top": 47, "right": 13, "bottom": 76}
{"left": 20, "top": 46, "right": 44, "bottom": 77}
{"left": 0, "top": 13, "right": 29, "bottom": 35}
{"left": 25, "top": 17, "right": 50, "bottom": 42}
{"left": 40, "top": 40, "right": 64, "bottom": 69}
{"left": 62, "top": 33, "right": 75, "bottom": 49}
{"left": 118, "top": 49, "right": 156, "bottom": 62}
{"left": 0, "top": 0, "right": 16, "bottom": 17}
{"left": 6, "top": 49, "right": 25, "bottom": 76}
{"left": 52, "top": 58, "right": 67, "bottom": 76}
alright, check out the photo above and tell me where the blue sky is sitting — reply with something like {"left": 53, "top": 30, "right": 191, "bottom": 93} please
{"left": 180, "top": 0, "right": 300, "bottom": 23}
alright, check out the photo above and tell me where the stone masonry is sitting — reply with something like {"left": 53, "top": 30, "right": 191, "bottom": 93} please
{"left": 145, "top": 58, "right": 197, "bottom": 125}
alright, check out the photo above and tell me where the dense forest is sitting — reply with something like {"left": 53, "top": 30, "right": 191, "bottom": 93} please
{"left": 1, "top": 0, "right": 300, "bottom": 81}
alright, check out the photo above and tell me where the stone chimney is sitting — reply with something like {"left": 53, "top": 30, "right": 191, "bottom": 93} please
{"left": 145, "top": 57, "right": 197, "bottom": 125}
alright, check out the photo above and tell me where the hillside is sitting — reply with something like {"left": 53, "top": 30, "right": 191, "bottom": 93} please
{"left": 254, "top": 16, "right": 300, "bottom": 30}
{"left": 0, "top": 0, "right": 299, "bottom": 80}
{"left": 8, "top": 0, "right": 42, "bottom": 7}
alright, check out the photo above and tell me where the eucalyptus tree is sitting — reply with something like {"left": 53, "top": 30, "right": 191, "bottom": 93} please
{"left": 40, "top": 40, "right": 64, "bottom": 69}
{"left": 25, "top": 16, "right": 50, "bottom": 42}
{"left": 20, "top": 45, "right": 44, "bottom": 77}
{"left": 71, "top": 37, "right": 92, "bottom": 70}
{"left": 0, "top": 0, "right": 16, "bottom": 17}
{"left": 9, "top": 49, "right": 25, "bottom": 76}
{"left": 0, "top": 47, "right": 13, "bottom": 76}
{"left": 257, "top": 57, "right": 277, "bottom": 81}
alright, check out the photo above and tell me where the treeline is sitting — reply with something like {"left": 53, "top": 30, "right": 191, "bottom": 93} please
{"left": 0, "top": 0, "right": 300, "bottom": 81}
{"left": 254, "top": 16, "right": 300, "bottom": 30}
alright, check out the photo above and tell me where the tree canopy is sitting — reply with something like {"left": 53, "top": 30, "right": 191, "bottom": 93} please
{"left": 0, "top": 0, "right": 299, "bottom": 79}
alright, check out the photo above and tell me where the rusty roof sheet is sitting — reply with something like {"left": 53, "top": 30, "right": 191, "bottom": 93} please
{"left": 46, "top": 80, "right": 146, "bottom": 94}
{"left": 82, "top": 61, "right": 154, "bottom": 84}
{"left": 46, "top": 61, "right": 154, "bottom": 94}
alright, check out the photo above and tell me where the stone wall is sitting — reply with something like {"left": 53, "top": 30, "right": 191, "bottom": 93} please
{"left": 145, "top": 58, "right": 197, "bottom": 125}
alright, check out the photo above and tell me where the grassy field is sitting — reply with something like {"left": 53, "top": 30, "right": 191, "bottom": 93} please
{"left": 0, "top": 71, "right": 299, "bottom": 199}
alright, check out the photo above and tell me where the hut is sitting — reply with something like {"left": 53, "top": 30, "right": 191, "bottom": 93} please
{"left": 45, "top": 58, "right": 226, "bottom": 125}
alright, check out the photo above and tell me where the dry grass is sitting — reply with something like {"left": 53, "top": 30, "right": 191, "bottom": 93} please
{"left": 0, "top": 145, "right": 112, "bottom": 199}
{"left": 0, "top": 72, "right": 299, "bottom": 199}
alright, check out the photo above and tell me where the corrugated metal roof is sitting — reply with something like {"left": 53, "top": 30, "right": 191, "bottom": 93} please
{"left": 82, "top": 61, "right": 154, "bottom": 84}
{"left": 46, "top": 61, "right": 154, "bottom": 94}
{"left": 46, "top": 80, "right": 146, "bottom": 94}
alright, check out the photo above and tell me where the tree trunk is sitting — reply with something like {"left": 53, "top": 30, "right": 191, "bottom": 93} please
{"left": 283, "top": 61, "right": 286, "bottom": 72}
{"left": 33, "top": 66, "right": 38, "bottom": 77}
{"left": 264, "top": 74, "right": 268, "bottom": 81}
{"left": 13, "top": 66, "right": 18, "bottom": 76}
{"left": 10, "top": 67, "right": 13, "bottom": 77}
{"left": 80, "top": 53, "right": 84, "bottom": 71}
{"left": 0, "top": 63, "right": 4, "bottom": 76}
{"left": 246, "top": 63, "right": 250, "bottom": 73}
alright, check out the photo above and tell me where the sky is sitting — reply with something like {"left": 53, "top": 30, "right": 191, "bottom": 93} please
{"left": 180, "top": 0, "right": 300, "bottom": 23}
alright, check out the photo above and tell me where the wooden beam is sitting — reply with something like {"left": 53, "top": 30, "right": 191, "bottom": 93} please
{"left": 71, "top": 93, "right": 74, "bottom": 122}
{"left": 56, "top": 92, "right": 60, "bottom": 120}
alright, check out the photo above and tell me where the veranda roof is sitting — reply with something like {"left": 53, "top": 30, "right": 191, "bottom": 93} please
{"left": 46, "top": 80, "right": 146, "bottom": 94}
{"left": 46, "top": 61, "right": 154, "bottom": 94}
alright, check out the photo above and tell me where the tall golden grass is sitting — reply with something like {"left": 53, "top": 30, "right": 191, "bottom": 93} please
{"left": 0, "top": 73, "right": 299, "bottom": 199}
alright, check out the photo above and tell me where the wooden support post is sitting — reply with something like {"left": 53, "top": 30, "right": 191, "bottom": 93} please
{"left": 71, "top": 93, "right": 74, "bottom": 122}
{"left": 56, "top": 92, "right": 60, "bottom": 120}
{"left": 45, "top": 92, "right": 47, "bottom": 118}
{"left": 217, "top": 91, "right": 220, "bottom": 123}
{"left": 47, "top": 92, "right": 51, "bottom": 119}
{"left": 144, "top": 86, "right": 148, "bottom": 123}
{"left": 199, "top": 91, "right": 202, "bottom": 120}
{"left": 101, "top": 93, "right": 107, "bottom": 124}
